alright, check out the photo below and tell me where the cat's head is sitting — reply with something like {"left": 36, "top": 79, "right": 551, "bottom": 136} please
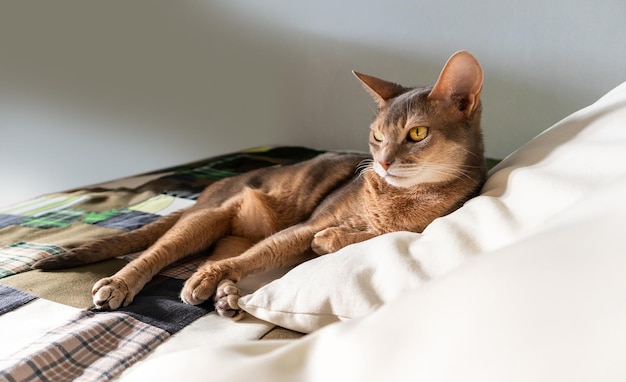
{"left": 354, "top": 50, "right": 485, "bottom": 188}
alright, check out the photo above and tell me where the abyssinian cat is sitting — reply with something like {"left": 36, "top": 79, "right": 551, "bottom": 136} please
{"left": 34, "top": 50, "right": 486, "bottom": 320}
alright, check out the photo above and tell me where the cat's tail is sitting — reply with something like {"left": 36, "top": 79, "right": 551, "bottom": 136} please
{"left": 32, "top": 210, "right": 185, "bottom": 270}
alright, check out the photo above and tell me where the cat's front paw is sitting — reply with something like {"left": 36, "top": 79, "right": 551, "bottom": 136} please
{"left": 311, "top": 227, "right": 343, "bottom": 255}
{"left": 92, "top": 277, "right": 133, "bottom": 310}
{"left": 180, "top": 269, "right": 219, "bottom": 305}
{"left": 214, "top": 279, "right": 244, "bottom": 321}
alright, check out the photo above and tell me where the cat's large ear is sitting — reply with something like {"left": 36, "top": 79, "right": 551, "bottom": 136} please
{"left": 353, "top": 71, "right": 407, "bottom": 108}
{"left": 428, "top": 50, "right": 483, "bottom": 117}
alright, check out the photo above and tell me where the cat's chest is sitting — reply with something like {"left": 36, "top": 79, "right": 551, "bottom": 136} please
{"left": 360, "top": 181, "right": 439, "bottom": 233}
{"left": 362, "top": 199, "right": 419, "bottom": 233}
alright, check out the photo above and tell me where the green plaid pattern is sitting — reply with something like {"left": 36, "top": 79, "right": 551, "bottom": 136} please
{"left": 22, "top": 209, "right": 86, "bottom": 229}
{"left": 83, "top": 209, "right": 122, "bottom": 224}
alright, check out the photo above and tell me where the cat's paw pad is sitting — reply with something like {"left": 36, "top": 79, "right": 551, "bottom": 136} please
{"left": 92, "top": 277, "right": 133, "bottom": 310}
{"left": 180, "top": 270, "right": 219, "bottom": 305}
{"left": 311, "top": 228, "right": 342, "bottom": 255}
{"left": 214, "top": 279, "right": 244, "bottom": 321}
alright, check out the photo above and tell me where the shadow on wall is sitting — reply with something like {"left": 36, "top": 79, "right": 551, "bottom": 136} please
{"left": 0, "top": 2, "right": 589, "bottom": 205}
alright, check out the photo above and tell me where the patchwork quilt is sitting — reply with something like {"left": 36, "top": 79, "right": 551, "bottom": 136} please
{"left": 0, "top": 146, "right": 323, "bottom": 381}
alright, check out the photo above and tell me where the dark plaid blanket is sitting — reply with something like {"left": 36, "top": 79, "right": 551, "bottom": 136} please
{"left": 0, "top": 146, "right": 324, "bottom": 381}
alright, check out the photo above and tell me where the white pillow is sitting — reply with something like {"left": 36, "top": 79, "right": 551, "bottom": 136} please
{"left": 238, "top": 81, "right": 626, "bottom": 333}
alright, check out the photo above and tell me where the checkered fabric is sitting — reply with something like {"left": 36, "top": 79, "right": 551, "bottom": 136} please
{"left": 0, "top": 310, "right": 170, "bottom": 382}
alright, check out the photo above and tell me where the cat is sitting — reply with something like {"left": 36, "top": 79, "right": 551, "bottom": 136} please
{"left": 34, "top": 50, "right": 487, "bottom": 320}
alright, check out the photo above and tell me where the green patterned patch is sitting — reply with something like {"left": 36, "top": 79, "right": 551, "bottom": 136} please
{"left": 83, "top": 209, "right": 122, "bottom": 224}
{"left": 21, "top": 210, "right": 86, "bottom": 229}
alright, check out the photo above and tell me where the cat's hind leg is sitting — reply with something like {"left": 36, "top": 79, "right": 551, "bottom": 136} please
{"left": 33, "top": 210, "right": 184, "bottom": 270}
{"left": 93, "top": 206, "right": 235, "bottom": 310}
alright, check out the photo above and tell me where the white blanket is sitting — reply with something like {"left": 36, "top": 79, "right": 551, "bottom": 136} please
{"left": 119, "top": 81, "right": 626, "bottom": 381}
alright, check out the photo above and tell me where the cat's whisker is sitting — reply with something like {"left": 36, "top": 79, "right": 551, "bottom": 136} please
{"left": 397, "top": 161, "right": 482, "bottom": 170}
{"left": 425, "top": 164, "right": 472, "bottom": 178}
{"left": 456, "top": 145, "right": 483, "bottom": 160}
{"left": 438, "top": 163, "right": 482, "bottom": 176}
{"left": 367, "top": 105, "right": 378, "bottom": 117}
{"left": 356, "top": 159, "right": 373, "bottom": 171}
{"left": 392, "top": 162, "right": 476, "bottom": 182}
{"left": 424, "top": 165, "right": 475, "bottom": 182}
{"left": 357, "top": 158, "right": 373, "bottom": 168}
{"left": 407, "top": 97, "right": 412, "bottom": 118}
{"left": 355, "top": 159, "right": 375, "bottom": 180}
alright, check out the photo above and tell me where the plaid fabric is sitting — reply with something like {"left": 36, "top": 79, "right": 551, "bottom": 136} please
{"left": 92, "top": 210, "right": 160, "bottom": 231}
{"left": 159, "top": 257, "right": 206, "bottom": 280}
{"left": 0, "top": 277, "right": 212, "bottom": 381}
{"left": 0, "top": 311, "right": 170, "bottom": 382}
{"left": 0, "top": 242, "right": 66, "bottom": 278}
{"left": 121, "top": 252, "right": 206, "bottom": 280}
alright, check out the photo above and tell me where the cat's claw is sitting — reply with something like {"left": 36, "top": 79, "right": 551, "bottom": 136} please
{"left": 92, "top": 277, "right": 133, "bottom": 310}
{"left": 214, "top": 279, "right": 244, "bottom": 320}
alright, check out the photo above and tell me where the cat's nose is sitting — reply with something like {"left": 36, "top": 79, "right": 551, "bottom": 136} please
{"left": 379, "top": 161, "right": 392, "bottom": 171}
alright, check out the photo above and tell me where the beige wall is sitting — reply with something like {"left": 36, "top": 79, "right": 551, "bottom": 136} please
{"left": 1, "top": 1, "right": 624, "bottom": 206}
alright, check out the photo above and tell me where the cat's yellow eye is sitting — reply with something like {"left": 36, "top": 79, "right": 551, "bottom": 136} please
{"left": 372, "top": 131, "right": 384, "bottom": 142}
{"left": 408, "top": 126, "right": 428, "bottom": 142}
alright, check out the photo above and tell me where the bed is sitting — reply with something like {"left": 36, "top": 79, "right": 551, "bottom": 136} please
{"left": 2, "top": 81, "right": 626, "bottom": 381}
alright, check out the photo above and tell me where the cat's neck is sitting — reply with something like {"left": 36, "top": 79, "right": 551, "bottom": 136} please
{"left": 359, "top": 166, "right": 484, "bottom": 233}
